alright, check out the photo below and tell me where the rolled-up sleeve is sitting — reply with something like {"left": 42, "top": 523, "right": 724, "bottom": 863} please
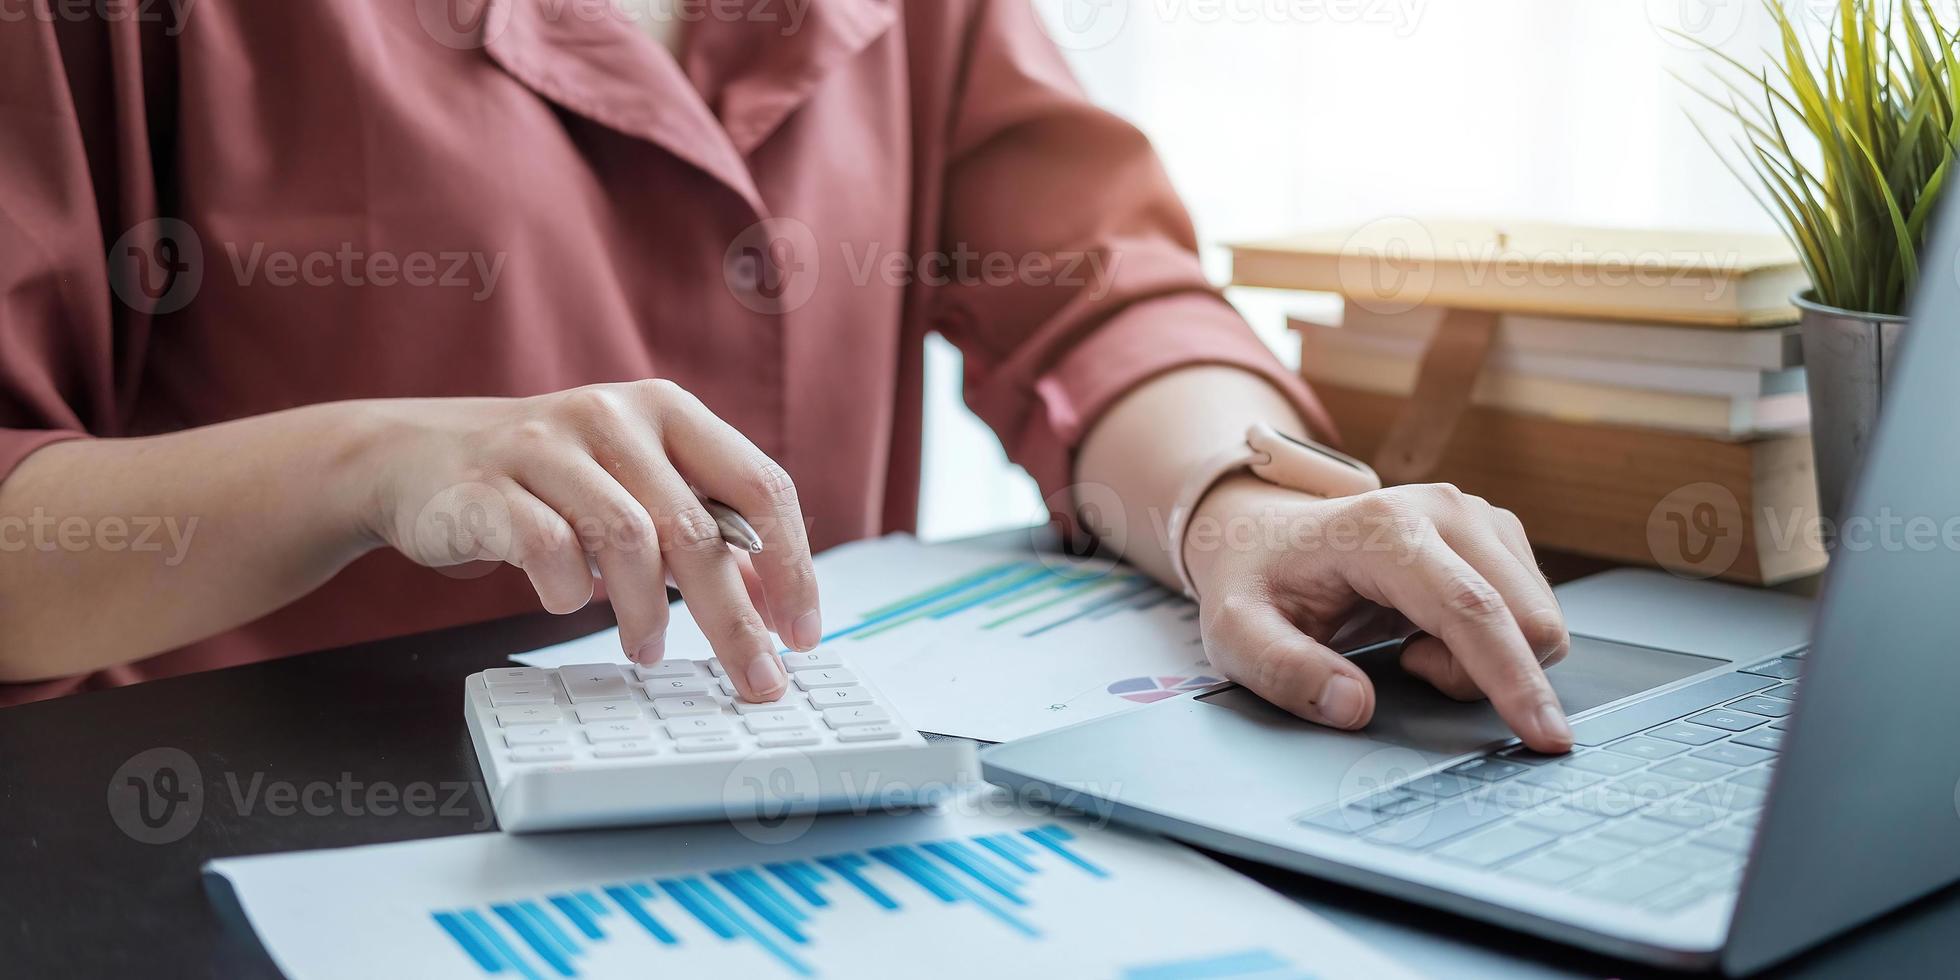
{"left": 0, "top": 17, "right": 137, "bottom": 484}
{"left": 927, "top": 0, "right": 1333, "bottom": 500}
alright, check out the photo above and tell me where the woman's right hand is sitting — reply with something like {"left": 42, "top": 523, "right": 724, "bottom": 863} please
{"left": 359, "top": 380, "right": 819, "bottom": 702}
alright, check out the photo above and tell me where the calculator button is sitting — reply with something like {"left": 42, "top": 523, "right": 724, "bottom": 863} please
{"left": 808, "top": 685, "right": 875, "bottom": 707}
{"left": 505, "top": 725, "right": 573, "bottom": 747}
{"left": 644, "top": 678, "right": 715, "bottom": 698}
{"left": 651, "top": 696, "right": 723, "bottom": 718}
{"left": 745, "top": 711, "right": 814, "bottom": 733}
{"left": 591, "top": 740, "right": 660, "bottom": 759}
{"left": 666, "top": 716, "right": 737, "bottom": 738}
{"left": 635, "top": 660, "right": 706, "bottom": 680}
{"left": 495, "top": 706, "right": 561, "bottom": 726}
{"left": 822, "top": 705, "right": 891, "bottom": 728}
{"left": 508, "top": 745, "right": 574, "bottom": 763}
{"left": 559, "top": 664, "right": 632, "bottom": 702}
{"left": 487, "top": 685, "right": 556, "bottom": 707}
{"left": 793, "top": 668, "right": 860, "bottom": 690}
{"left": 781, "top": 651, "right": 844, "bottom": 672}
{"left": 574, "top": 702, "right": 640, "bottom": 724}
{"left": 734, "top": 696, "right": 803, "bottom": 714}
{"left": 675, "top": 734, "right": 741, "bottom": 753}
{"left": 583, "top": 719, "right": 654, "bottom": 742}
{"left": 484, "top": 667, "right": 547, "bottom": 685}
{"left": 757, "top": 729, "right": 823, "bottom": 748}
{"left": 718, "top": 678, "right": 740, "bottom": 697}
{"left": 834, "top": 723, "right": 903, "bottom": 742}
{"left": 705, "top": 659, "right": 732, "bottom": 677}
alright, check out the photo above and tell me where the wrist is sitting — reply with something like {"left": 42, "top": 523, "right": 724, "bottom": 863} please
{"left": 1181, "top": 474, "right": 1307, "bottom": 598}
{"left": 309, "top": 399, "right": 409, "bottom": 555}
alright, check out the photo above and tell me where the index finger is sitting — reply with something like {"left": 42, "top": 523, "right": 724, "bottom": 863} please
{"left": 652, "top": 387, "right": 821, "bottom": 651}
{"left": 1356, "top": 535, "right": 1572, "bottom": 752}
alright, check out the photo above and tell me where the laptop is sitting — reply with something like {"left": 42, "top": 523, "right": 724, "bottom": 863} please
{"left": 982, "top": 206, "right": 1960, "bottom": 972}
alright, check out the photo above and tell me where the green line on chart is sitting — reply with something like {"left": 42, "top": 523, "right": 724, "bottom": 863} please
{"left": 849, "top": 564, "right": 1054, "bottom": 641}
{"left": 852, "top": 560, "right": 1029, "bottom": 620}
{"left": 985, "top": 569, "right": 1084, "bottom": 609}
{"left": 981, "top": 575, "right": 1127, "bottom": 630}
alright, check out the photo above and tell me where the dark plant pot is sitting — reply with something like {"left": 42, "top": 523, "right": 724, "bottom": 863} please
{"left": 1795, "top": 292, "right": 1907, "bottom": 524}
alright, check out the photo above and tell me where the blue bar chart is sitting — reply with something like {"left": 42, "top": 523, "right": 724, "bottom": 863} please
{"left": 429, "top": 824, "right": 1110, "bottom": 979}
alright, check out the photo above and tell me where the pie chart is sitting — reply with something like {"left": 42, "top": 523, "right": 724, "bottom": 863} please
{"left": 1106, "top": 675, "right": 1222, "bottom": 704}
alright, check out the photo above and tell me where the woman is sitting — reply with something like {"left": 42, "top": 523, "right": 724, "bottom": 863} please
{"left": 0, "top": 0, "right": 1571, "bottom": 751}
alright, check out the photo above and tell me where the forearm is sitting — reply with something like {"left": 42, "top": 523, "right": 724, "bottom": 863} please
{"left": 1073, "top": 365, "right": 1308, "bottom": 587}
{"left": 0, "top": 404, "right": 384, "bottom": 681}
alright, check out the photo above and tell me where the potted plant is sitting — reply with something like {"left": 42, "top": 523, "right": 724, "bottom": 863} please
{"left": 1682, "top": 1, "right": 1957, "bottom": 521}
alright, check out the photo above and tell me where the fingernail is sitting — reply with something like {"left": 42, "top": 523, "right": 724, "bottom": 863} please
{"left": 1317, "top": 675, "right": 1367, "bottom": 729}
{"left": 791, "top": 610, "right": 822, "bottom": 652}
{"left": 633, "top": 635, "right": 664, "bottom": 666}
{"left": 1536, "top": 703, "right": 1573, "bottom": 747}
{"left": 745, "top": 656, "right": 786, "bottom": 700}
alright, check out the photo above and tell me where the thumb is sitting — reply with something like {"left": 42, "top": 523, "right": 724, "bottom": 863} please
{"left": 1203, "top": 588, "right": 1376, "bottom": 731}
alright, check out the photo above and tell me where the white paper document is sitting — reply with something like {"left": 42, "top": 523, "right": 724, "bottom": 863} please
{"left": 513, "top": 535, "right": 1216, "bottom": 742}
{"left": 205, "top": 806, "right": 1418, "bottom": 980}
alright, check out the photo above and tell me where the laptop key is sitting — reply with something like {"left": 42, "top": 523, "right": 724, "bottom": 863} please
{"left": 1445, "top": 757, "right": 1529, "bottom": 782}
{"left": 1545, "top": 836, "right": 1636, "bottom": 868}
{"left": 1728, "top": 696, "right": 1792, "bottom": 718}
{"left": 1573, "top": 863, "right": 1690, "bottom": 904}
{"left": 1694, "top": 742, "right": 1776, "bottom": 767}
{"left": 1405, "top": 772, "right": 1480, "bottom": 799}
{"left": 1652, "top": 758, "right": 1733, "bottom": 783}
{"left": 1596, "top": 817, "right": 1679, "bottom": 847}
{"left": 1436, "top": 825, "right": 1557, "bottom": 868}
{"left": 1763, "top": 681, "right": 1800, "bottom": 701}
{"left": 1365, "top": 798, "right": 1512, "bottom": 849}
{"left": 1650, "top": 844, "right": 1732, "bottom": 871}
{"left": 1728, "top": 768, "right": 1775, "bottom": 790}
{"left": 1567, "top": 672, "right": 1777, "bottom": 746}
{"left": 1643, "top": 795, "right": 1727, "bottom": 828}
{"left": 1562, "top": 751, "right": 1646, "bottom": 776}
{"left": 1770, "top": 718, "right": 1791, "bottom": 731}
{"left": 1733, "top": 729, "right": 1785, "bottom": 752}
{"left": 1519, "top": 804, "right": 1603, "bottom": 835}
{"left": 1688, "top": 708, "right": 1767, "bottom": 732}
{"left": 1517, "top": 765, "right": 1606, "bottom": 793}
{"left": 1692, "top": 825, "right": 1755, "bottom": 854}
{"left": 1649, "top": 722, "right": 1726, "bottom": 746}
{"left": 1740, "top": 658, "right": 1803, "bottom": 680}
{"left": 1504, "top": 853, "right": 1592, "bottom": 886}
{"left": 1604, "top": 736, "right": 1689, "bottom": 761}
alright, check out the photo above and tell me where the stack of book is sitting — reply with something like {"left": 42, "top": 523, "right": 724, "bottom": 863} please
{"left": 1230, "top": 220, "right": 1824, "bottom": 585}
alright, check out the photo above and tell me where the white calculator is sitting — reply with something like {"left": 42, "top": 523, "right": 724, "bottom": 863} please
{"left": 464, "top": 652, "right": 977, "bottom": 832}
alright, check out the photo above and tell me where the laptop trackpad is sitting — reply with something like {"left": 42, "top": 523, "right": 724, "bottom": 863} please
{"left": 1198, "top": 635, "right": 1722, "bottom": 760}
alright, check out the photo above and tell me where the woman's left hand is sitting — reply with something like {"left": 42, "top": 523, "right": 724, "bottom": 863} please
{"left": 1185, "top": 475, "right": 1574, "bottom": 753}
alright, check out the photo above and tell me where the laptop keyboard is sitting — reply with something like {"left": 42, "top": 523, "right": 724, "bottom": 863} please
{"left": 1300, "top": 655, "right": 1803, "bottom": 915}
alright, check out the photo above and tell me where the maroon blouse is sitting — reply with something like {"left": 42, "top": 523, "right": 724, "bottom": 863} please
{"left": 0, "top": 0, "right": 1329, "bottom": 703}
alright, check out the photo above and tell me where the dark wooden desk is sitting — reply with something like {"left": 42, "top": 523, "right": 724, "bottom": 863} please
{"left": 1, "top": 582, "right": 1951, "bottom": 978}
